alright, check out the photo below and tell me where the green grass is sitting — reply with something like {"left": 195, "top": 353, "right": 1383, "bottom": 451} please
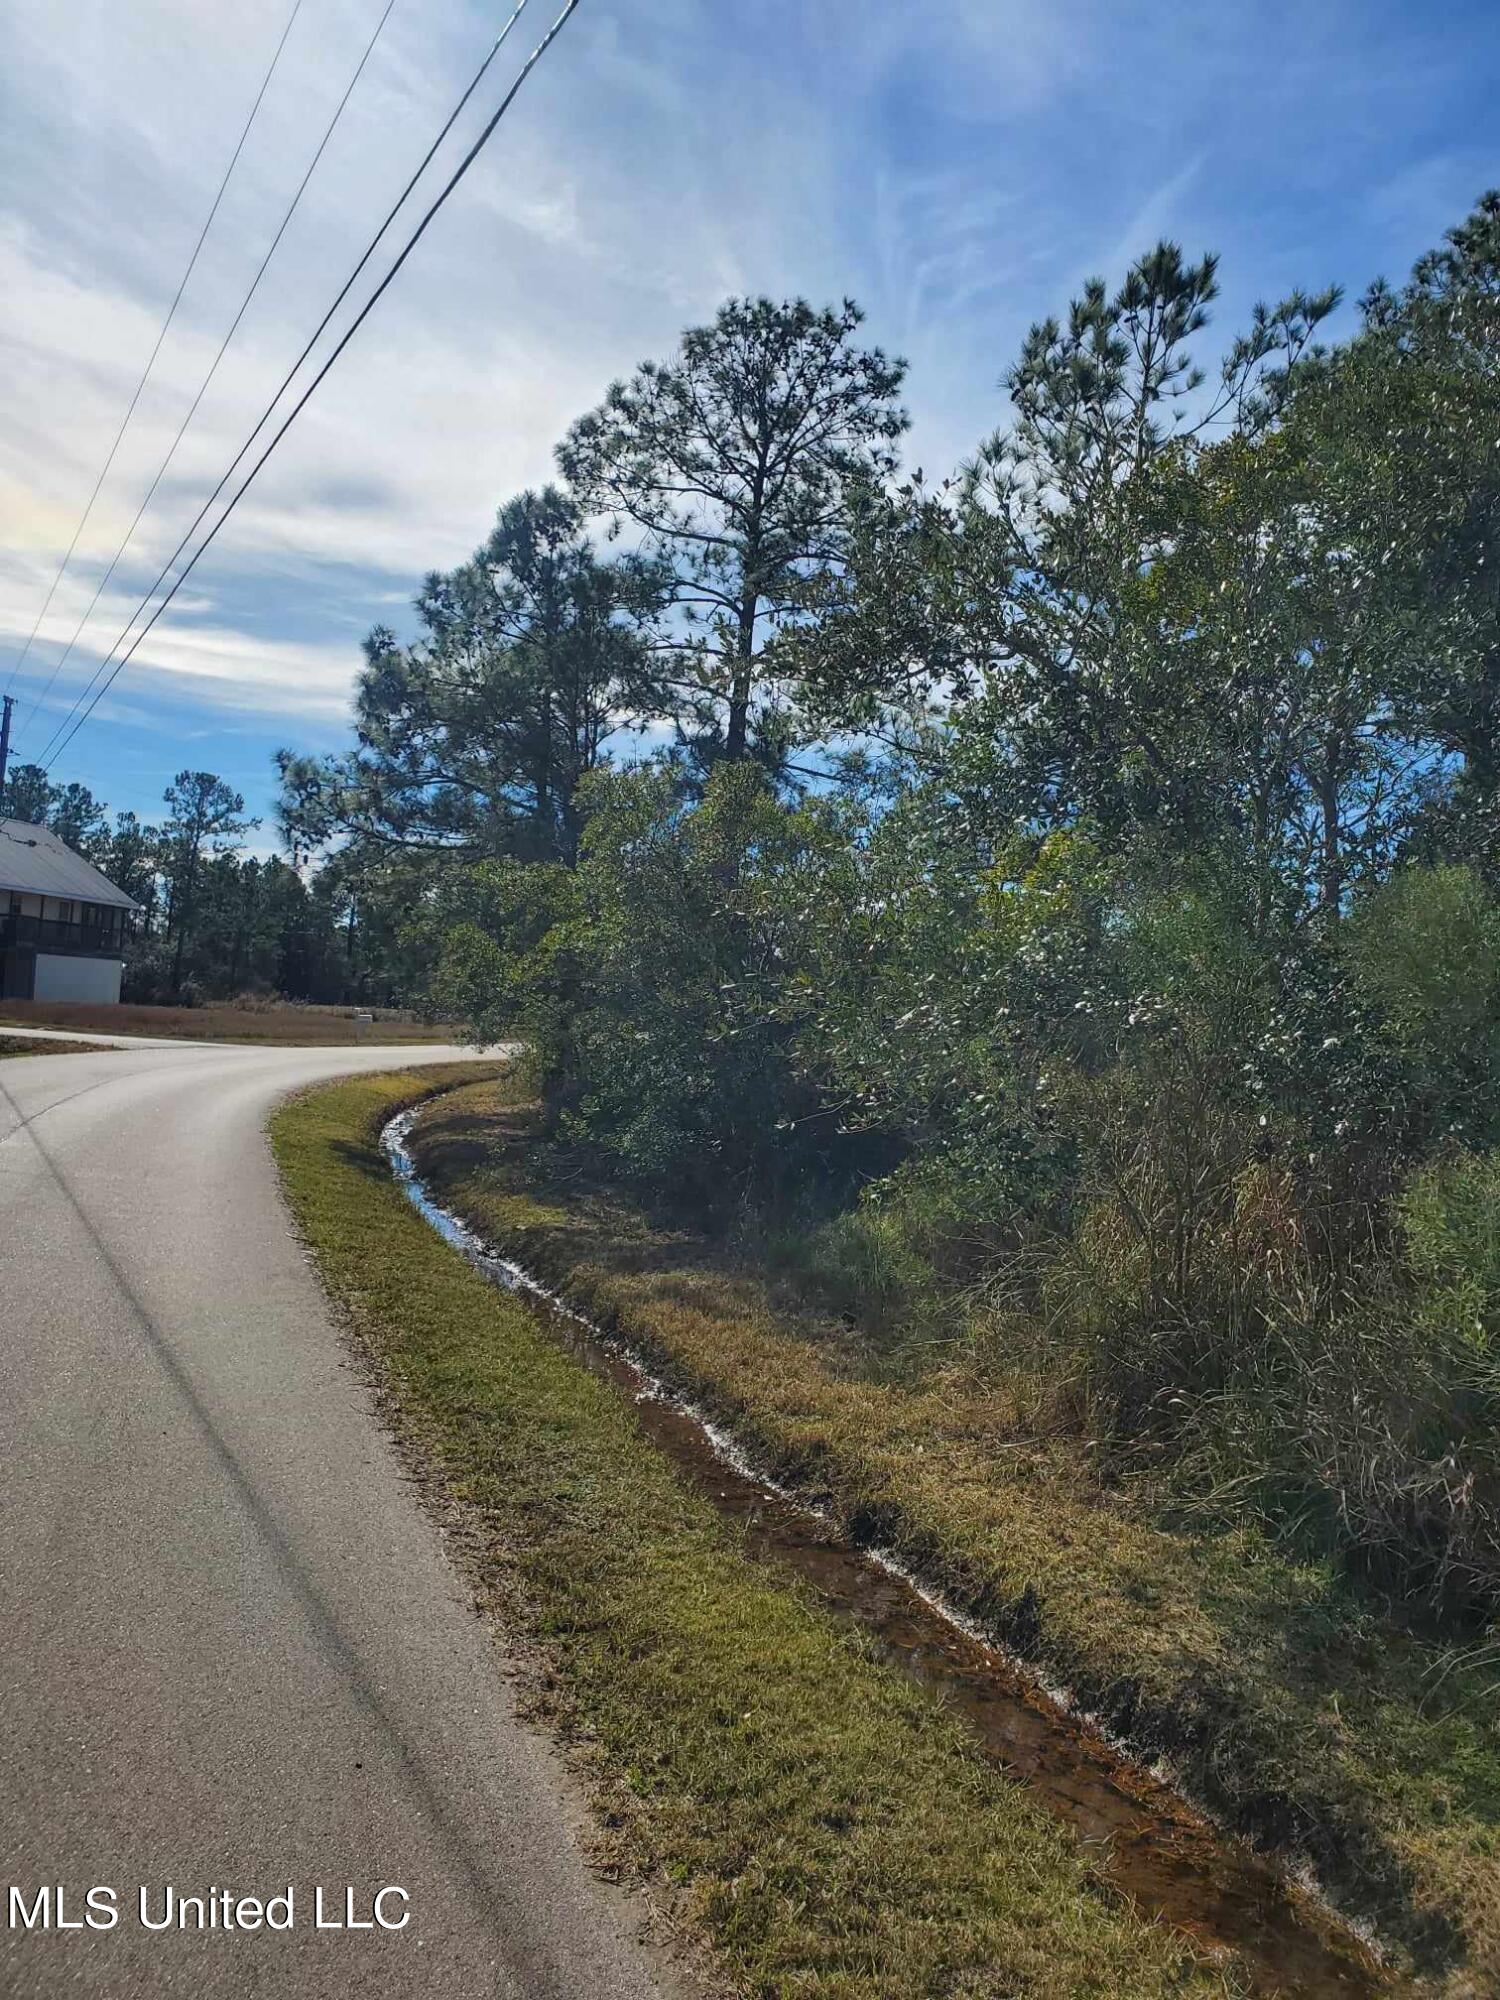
{"left": 272, "top": 1068, "right": 1233, "bottom": 2000}
{"left": 406, "top": 1076, "right": 1500, "bottom": 1995}
{"left": 0, "top": 1032, "right": 114, "bottom": 1057}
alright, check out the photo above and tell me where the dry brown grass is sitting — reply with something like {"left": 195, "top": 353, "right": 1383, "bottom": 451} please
{"left": 0, "top": 1032, "right": 114, "bottom": 1057}
{"left": 0, "top": 998, "right": 459, "bottom": 1046}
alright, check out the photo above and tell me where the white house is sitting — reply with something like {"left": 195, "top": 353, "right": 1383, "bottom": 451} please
{"left": 0, "top": 818, "right": 140, "bottom": 1005}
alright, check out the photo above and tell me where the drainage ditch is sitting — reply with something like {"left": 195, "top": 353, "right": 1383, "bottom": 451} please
{"left": 383, "top": 1107, "right": 1391, "bottom": 1998}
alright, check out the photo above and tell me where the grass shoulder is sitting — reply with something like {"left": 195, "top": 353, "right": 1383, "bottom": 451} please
{"left": 405, "top": 1075, "right": 1500, "bottom": 1995}
{"left": 272, "top": 1066, "right": 1233, "bottom": 2000}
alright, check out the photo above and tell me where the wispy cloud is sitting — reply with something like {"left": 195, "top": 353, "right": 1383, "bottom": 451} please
{"left": 2, "top": 0, "right": 1493, "bottom": 819}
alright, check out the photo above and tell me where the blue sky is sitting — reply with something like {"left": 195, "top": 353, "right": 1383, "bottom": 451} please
{"left": 2, "top": 0, "right": 1497, "bottom": 844}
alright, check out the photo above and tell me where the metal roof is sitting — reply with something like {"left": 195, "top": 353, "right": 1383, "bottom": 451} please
{"left": 0, "top": 819, "right": 141, "bottom": 911}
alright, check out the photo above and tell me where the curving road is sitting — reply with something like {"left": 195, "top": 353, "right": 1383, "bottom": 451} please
{"left": 0, "top": 1037, "right": 685, "bottom": 1999}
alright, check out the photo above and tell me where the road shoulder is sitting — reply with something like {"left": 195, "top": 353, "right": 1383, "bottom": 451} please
{"left": 272, "top": 1066, "right": 1233, "bottom": 2000}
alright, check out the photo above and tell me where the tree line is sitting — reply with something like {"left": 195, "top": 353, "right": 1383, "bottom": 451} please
{"left": 0, "top": 761, "right": 403, "bottom": 1003}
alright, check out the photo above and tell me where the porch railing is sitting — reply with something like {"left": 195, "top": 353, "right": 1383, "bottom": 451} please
{"left": 0, "top": 914, "right": 126, "bottom": 954}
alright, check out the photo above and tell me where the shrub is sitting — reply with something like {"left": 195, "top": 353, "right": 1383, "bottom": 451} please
{"left": 1401, "top": 1148, "right": 1500, "bottom": 1353}
{"left": 1347, "top": 863, "right": 1500, "bottom": 1146}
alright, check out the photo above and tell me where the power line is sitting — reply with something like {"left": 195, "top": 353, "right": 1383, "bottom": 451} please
{"left": 16, "top": 0, "right": 400, "bottom": 748}
{"left": 4, "top": 0, "right": 306, "bottom": 708}
{"left": 44, "top": 0, "right": 583, "bottom": 774}
{"left": 36, "top": 0, "right": 537, "bottom": 771}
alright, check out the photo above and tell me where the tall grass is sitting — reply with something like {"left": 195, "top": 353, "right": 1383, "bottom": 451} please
{"left": 830, "top": 1109, "right": 1500, "bottom": 1624}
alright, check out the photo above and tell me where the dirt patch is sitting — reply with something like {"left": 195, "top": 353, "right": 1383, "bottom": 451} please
{"left": 0, "top": 1033, "right": 114, "bottom": 1057}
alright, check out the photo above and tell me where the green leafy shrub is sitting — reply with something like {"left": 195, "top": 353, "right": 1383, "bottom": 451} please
{"left": 1402, "top": 1148, "right": 1500, "bottom": 1353}
{"left": 1348, "top": 864, "right": 1500, "bottom": 1146}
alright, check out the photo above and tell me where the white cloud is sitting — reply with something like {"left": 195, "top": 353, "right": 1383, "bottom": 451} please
{"left": 2, "top": 0, "right": 796, "bottom": 666}
{"left": 1, "top": 0, "right": 1488, "bottom": 810}
{"left": 115, "top": 619, "right": 362, "bottom": 722}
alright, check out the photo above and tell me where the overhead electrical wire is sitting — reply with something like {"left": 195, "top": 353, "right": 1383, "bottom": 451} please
{"left": 4, "top": 0, "right": 307, "bottom": 708}
{"left": 16, "top": 0, "right": 401, "bottom": 747}
{"left": 36, "top": 0, "right": 544, "bottom": 772}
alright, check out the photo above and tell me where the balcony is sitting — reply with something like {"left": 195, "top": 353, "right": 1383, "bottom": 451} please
{"left": 0, "top": 913, "right": 127, "bottom": 956}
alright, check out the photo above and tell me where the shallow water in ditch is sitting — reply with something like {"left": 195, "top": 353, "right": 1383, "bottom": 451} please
{"left": 383, "top": 1109, "right": 1391, "bottom": 1998}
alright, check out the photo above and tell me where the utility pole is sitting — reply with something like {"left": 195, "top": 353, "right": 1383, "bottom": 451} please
{"left": 0, "top": 695, "right": 14, "bottom": 805}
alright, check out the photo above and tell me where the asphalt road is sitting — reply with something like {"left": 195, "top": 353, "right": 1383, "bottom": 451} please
{"left": 0, "top": 1038, "right": 686, "bottom": 1999}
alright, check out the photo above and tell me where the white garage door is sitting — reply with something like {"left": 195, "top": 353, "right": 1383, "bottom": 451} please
{"left": 33, "top": 953, "right": 124, "bottom": 1004}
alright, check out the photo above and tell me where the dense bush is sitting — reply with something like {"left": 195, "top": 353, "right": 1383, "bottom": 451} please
{"left": 433, "top": 763, "right": 883, "bottom": 1206}
{"left": 453, "top": 765, "right": 1500, "bottom": 1610}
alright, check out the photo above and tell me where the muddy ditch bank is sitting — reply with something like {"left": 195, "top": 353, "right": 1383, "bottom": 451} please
{"left": 384, "top": 1106, "right": 1395, "bottom": 1998}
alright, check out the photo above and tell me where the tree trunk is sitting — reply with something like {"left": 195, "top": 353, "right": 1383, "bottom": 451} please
{"left": 1318, "top": 743, "right": 1343, "bottom": 924}
{"left": 171, "top": 844, "right": 199, "bottom": 996}
{"left": 171, "top": 905, "right": 189, "bottom": 995}
{"left": 725, "top": 589, "right": 758, "bottom": 761}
